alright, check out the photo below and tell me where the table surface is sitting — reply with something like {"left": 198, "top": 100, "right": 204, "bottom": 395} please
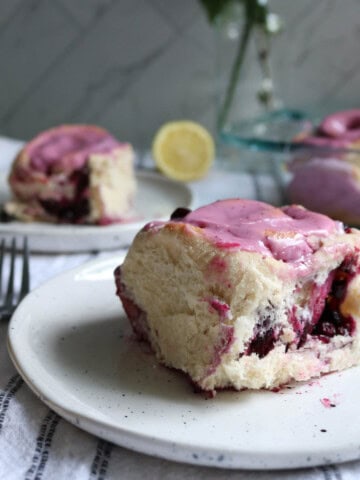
{"left": 0, "top": 136, "right": 359, "bottom": 480}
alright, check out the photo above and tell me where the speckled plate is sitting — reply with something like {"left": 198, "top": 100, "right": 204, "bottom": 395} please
{"left": 7, "top": 255, "right": 360, "bottom": 470}
{"left": 0, "top": 171, "right": 193, "bottom": 252}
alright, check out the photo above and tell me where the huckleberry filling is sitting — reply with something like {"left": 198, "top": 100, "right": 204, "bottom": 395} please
{"left": 244, "top": 255, "right": 357, "bottom": 358}
{"left": 40, "top": 197, "right": 90, "bottom": 223}
{"left": 311, "top": 257, "right": 356, "bottom": 339}
{"left": 40, "top": 166, "right": 90, "bottom": 223}
{"left": 244, "top": 316, "right": 278, "bottom": 358}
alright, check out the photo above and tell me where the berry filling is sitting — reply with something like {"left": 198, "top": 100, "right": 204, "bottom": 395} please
{"left": 40, "top": 197, "right": 90, "bottom": 223}
{"left": 39, "top": 166, "right": 90, "bottom": 223}
{"left": 311, "top": 258, "right": 356, "bottom": 339}
{"left": 245, "top": 316, "right": 277, "bottom": 358}
{"left": 243, "top": 255, "right": 358, "bottom": 359}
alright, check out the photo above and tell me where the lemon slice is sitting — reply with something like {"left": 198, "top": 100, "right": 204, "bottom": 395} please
{"left": 152, "top": 121, "right": 215, "bottom": 182}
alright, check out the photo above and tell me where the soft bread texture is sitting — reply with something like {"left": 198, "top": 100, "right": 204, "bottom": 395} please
{"left": 87, "top": 148, "right": 135, "bottom": 223}
{"left": 116, "top": 201, "right": 360, "bottom": 393}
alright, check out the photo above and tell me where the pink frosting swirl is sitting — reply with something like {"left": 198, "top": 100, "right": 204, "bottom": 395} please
{"left": 300, "top": 110, "right": 360, "bottom": 149}
{"left": 23, "top": 124, "right": 125, "bottom": 173}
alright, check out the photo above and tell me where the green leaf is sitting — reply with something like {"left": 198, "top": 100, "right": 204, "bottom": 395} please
{"left": 199, "top": 0, "right": 270, "bottom": 26}
{"left": 243, "top": 0, "right": 268, "bottom": 25}
{"left": 198, "top": 0, "right": 234, "bottom": 23}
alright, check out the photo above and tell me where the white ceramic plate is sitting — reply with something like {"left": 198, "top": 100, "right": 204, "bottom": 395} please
{"left": 0, "top": 171, "right": 193, "bottom": 252}
{"left": 7, "top": 255, "right": 360, "bottom": 470}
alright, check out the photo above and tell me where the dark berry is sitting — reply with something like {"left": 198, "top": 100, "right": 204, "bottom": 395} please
{"left": 40, "top": 197, "right": 90, "bottom": 223}
{"left": 170, "top": 207, "right": 191, "bottom": 220}
{"left": 318, "top": 322, "right": 336, "bottom": 337}
{"left": 70, "top": 166, "right": 89, "bottom": 192}
{"left": 245, "top": 313, "right": 278, "bottom": 358}
{"left": 40, "top": 166, "right": 90, "bottom": 223}
{"left": 311, "top": 255, "right": 358, "bottom": 339}
{"left": 332, "top": 280, "right": 346, "bottom": 300}
{"left": 246, "top": 328, "right": 276, "bottom": 358}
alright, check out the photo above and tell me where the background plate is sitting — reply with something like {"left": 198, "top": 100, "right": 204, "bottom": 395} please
{"left": 0, "top": 171, "right": 193, "bottom": 252}
{"left": 7, "top": 255, "right": 360, "bottom": 470}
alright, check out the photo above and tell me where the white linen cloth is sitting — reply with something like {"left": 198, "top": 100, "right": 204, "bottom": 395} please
{"left": 0, "top": 136, "right": 359, "bottom": 480}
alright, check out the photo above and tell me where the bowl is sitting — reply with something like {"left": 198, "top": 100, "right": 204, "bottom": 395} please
{"left": 218, "top": 109, "right": 360, "bottom": 225}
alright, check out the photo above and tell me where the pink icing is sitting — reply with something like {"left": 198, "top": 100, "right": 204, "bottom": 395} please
{"left": 300, "top": 110, "right": 360, "bottom": 148}
{"left": 319, "top": 109, "right": 360, "bottom": 141}
{"left": 288, "top": 158, "right": 360, "bottom": 221}
{"left": 168, "top": 199, "right": 341, "bottom": 263}
{"left": 25, "top": 125, "right": 125, "bottom": 173}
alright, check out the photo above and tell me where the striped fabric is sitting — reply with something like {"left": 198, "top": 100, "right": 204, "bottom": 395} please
{"left": 1, "top": 267, "right": 360, "bottom": 478}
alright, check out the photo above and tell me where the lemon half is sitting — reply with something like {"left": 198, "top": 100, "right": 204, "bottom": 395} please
{"left": 152, "top": 121, "right": 215, "bottom": 182}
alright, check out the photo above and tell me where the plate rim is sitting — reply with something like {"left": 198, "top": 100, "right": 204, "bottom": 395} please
{"left": 7, "top": 255, "right": 360, "bottom": 470}
{"left": 0, "top": 170, "right": 194, "bottom": 251}
{"left": 8, "top": 335, "right": 304, "bottom": 470}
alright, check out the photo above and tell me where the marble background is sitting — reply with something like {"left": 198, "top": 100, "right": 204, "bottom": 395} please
{"left": 0, "top": 0, "right": 358, "bottom": 149}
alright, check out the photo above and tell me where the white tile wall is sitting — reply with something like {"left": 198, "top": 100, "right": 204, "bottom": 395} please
{"left": 272, "top": 0, "right": 360, "bottom": 117}
{"left": 0, "top": 0, "right": 358, "bottom": 148}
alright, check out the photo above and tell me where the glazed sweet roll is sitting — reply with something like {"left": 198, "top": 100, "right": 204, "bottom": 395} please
{"left": 5, "top": 124, "right": 136, "bottom": 225}
{"left": 115, "top": 199, "right": 360, "bottom": 394}
{"left": 288, "top": 109, "right": 360, "bottom": 225}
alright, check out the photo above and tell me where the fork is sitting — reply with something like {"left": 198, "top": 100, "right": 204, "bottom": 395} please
{"left": 0, "top": 238, "right": 30, "bottom": 321}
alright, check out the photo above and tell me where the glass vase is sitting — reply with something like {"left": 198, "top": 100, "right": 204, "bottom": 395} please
{"left": 214, "top": 2, "right": 310, "bottom": 173}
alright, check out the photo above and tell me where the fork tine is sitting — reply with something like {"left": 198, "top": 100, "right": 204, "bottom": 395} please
{"left": 19, "top": 237, "right": 30, "bottom": 301}
{"left": 4, "top": 238, "right": 16, "bottom": 309}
